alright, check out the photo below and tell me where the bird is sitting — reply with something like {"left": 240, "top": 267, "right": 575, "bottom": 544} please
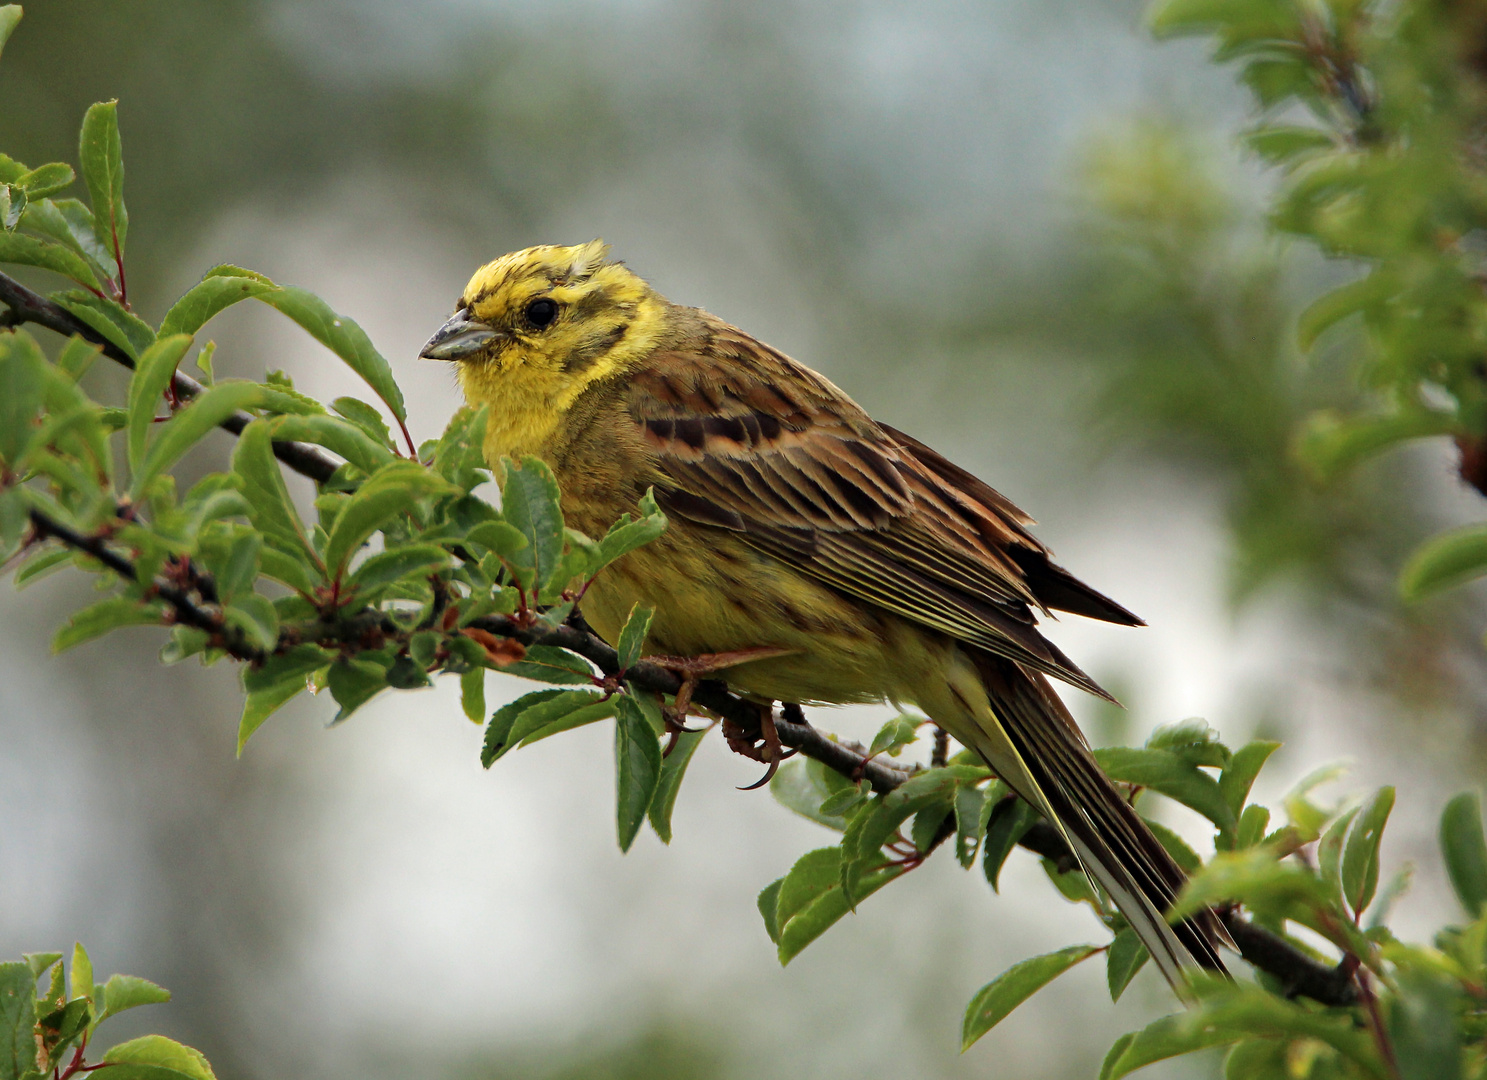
{"left": 420, "top": 239, "right": 1228, "bottom": 992}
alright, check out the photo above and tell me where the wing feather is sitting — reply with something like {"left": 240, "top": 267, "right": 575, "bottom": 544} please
{"left": 628, "top": 321, "right": 1140, "bottom": 695}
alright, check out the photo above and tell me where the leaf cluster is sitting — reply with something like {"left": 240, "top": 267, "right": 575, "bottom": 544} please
{"left": 0, "top": 943, "right": 215, "bottom": 1080}
{"left": 1149, "top": 0, "right": 1487, "bottom": 601}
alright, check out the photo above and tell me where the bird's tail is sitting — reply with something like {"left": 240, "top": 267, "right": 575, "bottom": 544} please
{"left": 948, "top": 649, "right": 1228, "bottom": 996}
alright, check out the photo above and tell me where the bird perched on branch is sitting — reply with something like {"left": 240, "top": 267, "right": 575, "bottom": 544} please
{"left": 421, "top": 239, "right": 1228, "bottom": 992}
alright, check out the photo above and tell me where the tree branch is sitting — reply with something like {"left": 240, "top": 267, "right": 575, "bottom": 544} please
{"left": 0, "top": 269, "right": 339, "bottom": 483}
{"left": 469, "top": 612, "right": 1359, "bottom": 1007}
{"left": 25, "top": 506, "right": 267, "bottom": 663}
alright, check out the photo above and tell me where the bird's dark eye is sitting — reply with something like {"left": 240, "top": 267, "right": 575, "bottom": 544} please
{"left": 524, "top": 298, "right": 559, "bottom": 329}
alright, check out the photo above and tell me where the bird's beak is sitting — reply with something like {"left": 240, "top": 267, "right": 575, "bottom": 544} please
{"left": 419, "top": 310, "right": 506, "bottom": 361}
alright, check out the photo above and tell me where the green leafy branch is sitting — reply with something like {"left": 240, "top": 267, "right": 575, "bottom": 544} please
{"left": 1, "top": 943, "right": 213, "bottom": 1080}
{"left": 1148, "top": 0, "right": 1487, "bottom": 605}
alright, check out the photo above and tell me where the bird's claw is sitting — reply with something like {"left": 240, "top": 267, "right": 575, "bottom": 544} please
{"left": 724, "top": 703, "right": 796, "bottom": 790}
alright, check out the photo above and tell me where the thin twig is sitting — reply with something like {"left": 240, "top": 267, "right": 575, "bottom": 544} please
{"left": 26, "top": 506, "right": 267, "bottom": 663}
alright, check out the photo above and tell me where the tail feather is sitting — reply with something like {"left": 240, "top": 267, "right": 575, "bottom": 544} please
{"left": 962, "top": 651, "right": 1228, "bottom": 995}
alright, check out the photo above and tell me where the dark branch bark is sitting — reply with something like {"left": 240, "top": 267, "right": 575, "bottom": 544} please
{"left": 0, "top": 269, "right": 339, "bottom": 483}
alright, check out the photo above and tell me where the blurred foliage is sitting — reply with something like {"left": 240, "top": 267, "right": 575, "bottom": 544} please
{"left": 1066, "top": 119, "right": 1487, "bottom": 712}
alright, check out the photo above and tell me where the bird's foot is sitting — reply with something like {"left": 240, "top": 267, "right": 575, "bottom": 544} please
{"left": 723, "top": 701, "right": 796, "bottom": 791}
{"left": 647, "top": 647, "right": 795, "bottom": 732}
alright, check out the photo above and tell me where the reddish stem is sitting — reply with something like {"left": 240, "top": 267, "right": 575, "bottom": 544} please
{"left": 110, "top": 219, "right": 127, "bottom": 308}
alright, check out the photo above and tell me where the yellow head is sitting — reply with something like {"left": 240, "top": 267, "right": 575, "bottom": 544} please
{"left": 420, "top": 240, "right": 668, "bottom": 457}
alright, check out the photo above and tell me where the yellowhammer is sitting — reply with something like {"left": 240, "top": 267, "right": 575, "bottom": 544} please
{"left": 421, "top": 239, "right": 1227, "bottom": 991}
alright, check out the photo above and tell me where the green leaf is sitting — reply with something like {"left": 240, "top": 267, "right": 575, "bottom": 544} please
{"left": 232, "top": 422, "right": 315, "bottom": 562}
{"left": 983, "top": 795, "right": 1039, "bottom": 891}
{"left": 345, "top": 543, "right": 449, "bottom": 598}
{"left": 68, "top": 945, "right": 91, "bottom": 1004}
{"left": 1441, "top": 792, "right": 1487, "bottom": 917}
{"left": 1168, "top": 848, "right": 1334, "bottom": 925}
{"left": 616, "top": 603, "right": 653, "bottom": 670}
{"left": 330, "top": 396, "right": 394, "bottom": 450}
{"left": 385, "top": 654, "right": 430, "bottom": 689}
{"left": 1106, "top": 927, "right": 1149, "bottom": 1002}
{"left": 52, "top": 597, "right": 164, "bottom": 652}
{"left": 962, "top": 945, "right": 1100, "bottom": 1050}
{"left": 431, "top": 404, "right": 489, "bottom": 490}
{"left": 614, "top": 694, "right": 662, "bottom": 852}
{"left": 1099, "top": 1013, "right": 1238, "bottom": 1080}
{"left": 506, "top": 689, "right": 614, "bottom": 748}
{"left": 0, "top": 489, "right": 23, "bottom": 561}
{"left": 0, "top": 184, "right": 23, "bottom": 231}
{"left": 770, "top": 758, "right": 857, "bottom": 832}
{"left": 99, "top": 975, "right": 170, "bottom": 1021}
{"left": 954, "top": 782, "right": 986, "bottom": 868}
{"left": 1400, "top": 525, "right": 1487, "bottom": 601}
{"left": 99, "top": 1035, "right": 216, "bottom": 1080}
{"left": 37, "top": 999, "right": 89, "bottom": 1067}
{"left": 266, "top": 414, "right": 396, "bottom": 475}
{"left": 1388, "top": 969, "right": 1464, "bottom": 1080}
{"left": 13, "top": 547, "right": 73, "bottom": 588}
{"left": 775, "top": 847, "right": 842, "bottom": 931}
{"left": 23, "top": 198, "right": 110, "bottom": 274}
{"left": 594, "top": 488, "right": 667, "bottom": 570}
{"left": 324, "top": 460, "right": 454, "bottom": 577}
{"left": 1295, "top": 274, "right": 1389, "bottom": 353}
{"left": 869, "top": 714, "right": 921, "bottom": 758}
{"left": 772, "top": 846, "right": 906, "bottom": 964}
{"left": 132, "top": 381, "right": 262, "bottom": 496}
{"left": 1218, "top": 739, "right": 1281, "bottom": 820}
{"left": 490, "top": 643, "right": 595, "bottom": 684}
{"left": 0, "top": 961, "right": 35, "bottom": 1080}
{"left": 16, "top": 162, "right": 74, "bottom": 200}
{"left": 1146, "top": 718, "right": 1230, "bottom": 768}
{"left": 1342, "top": 786, "right": 1394, "bottom": 916}
{"left": 78, "top": 101, "right": 127, "bottom": 264}
{"left": 259, "top": 287, "right": 405, "bottom": 423}
{"left": 158, "top": 272, "right": 275, "bottom": 338}
{"left": 51, "top": 290, "right": 154, "bottom": 360}
{"left": 237, "top": 645, "right": 332, "bottom": 754}
{"left": 1095, "top": 746, "right": 1236, "bottom": 832}
{"left": 500, "top": 456, "right": 565, "bottom": 593}
{"left": 326, "top": 658, "right": 388, "bottom": 723}
{"left": 1297, "top": 409, "right": 1458, "bottom": 483}
{"left": 483, "top": 689, "right": 566, "bottom": 765}
{"left": 125, "top": 334, "right": 192, "bottom": 475}
{"left": 222, "top": 594, "right": 278, "bottom": 654}
{"left": 0, "top": 232, "right": 100, "bottom": 290}
{"left": 0, "top": 7, "right": 21, "bottom": 60}
{"left": 467, "top": 519, "right": 526, "bottom": 552}
{"left": 649, "top": 729, "right": 704, "bottom": 844}
{"left": 1243, "top": 124, "right": 1334, "bottom": 166}
{"left": 258, "top": 547, "right": 316, "bottom": 595}
{"left": 460, "top": 668, "right": 485, "bottom": 724}
{"left": 23, "top": 953, "right": 60, "bottom": 981}
{"left": 0, "top": 328, "right": 45, "bottom": 469}
{"left": 757, "top": 879, "right": 784, "bottom": 945}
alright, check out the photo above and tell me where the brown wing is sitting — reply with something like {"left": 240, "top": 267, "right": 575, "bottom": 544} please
{"left": 628, "top": 319, "right": 1140, "bottom": 698}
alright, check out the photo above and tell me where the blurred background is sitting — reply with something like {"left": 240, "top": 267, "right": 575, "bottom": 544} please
{"left": 2, "top": 1, "right": 1485, "bottom": 1077}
